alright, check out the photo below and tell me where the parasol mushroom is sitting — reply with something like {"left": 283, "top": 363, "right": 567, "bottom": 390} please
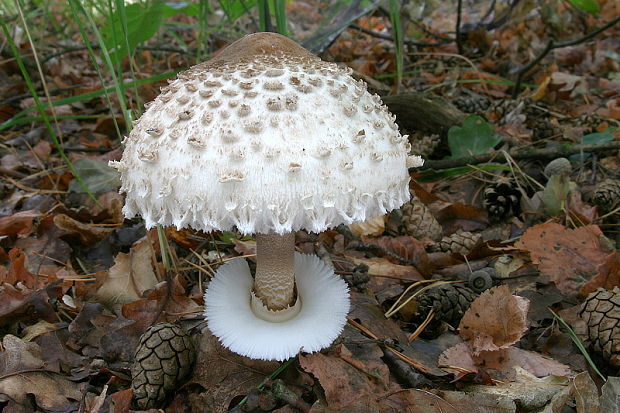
{"left": 111, "top": 32, "right": 423, "bottom": 361}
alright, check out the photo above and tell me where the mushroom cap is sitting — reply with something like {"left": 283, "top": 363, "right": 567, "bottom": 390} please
{"left": 204, "top": 253, "right": 350, "bottom": 361}
{"left": 112, "top": 32, "right": 423, "bottom": 235}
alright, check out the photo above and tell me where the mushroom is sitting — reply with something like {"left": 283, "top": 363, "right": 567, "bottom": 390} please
{"left": 111, "top": 32, "right": 423, "bottom": 361}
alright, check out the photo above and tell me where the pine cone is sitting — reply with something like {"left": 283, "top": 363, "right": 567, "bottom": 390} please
{"left": 132, "top": 323, "right": 196, "bottom": 410}
{"left": 572, "top": 113, "right": 604, "bottom": 134}
{"left": 342, "top": 263, "right": 370, "bottom": 292}
{"left": 409, "top": 133, "right": 440, "bottom": 159}
{"left": 530, "top": 118, "right": 561, "bottom": 140}
{"left": 580, "top": 287, "right": 620, "bottom": 367}
{"left": 544, "top": 158, "right": 572, "bottom": 177}
{"left": 401, "top": 196, "right": 443, "bottom": 241}
{"left": 414, "top": 283, "right": 478, "bottom": 336}
{"left": 439, "top": 229, "right": 481, "bottom": 255}
{"left": 452, "top": 94, "right": 490, "bottom": 114}
{"left": 485, "top": 99, "right": 521, "bottom": 122}
{"left": 483, "top": 181, "right": 522, "bottom": 221}
{"left": 592, "top": 179, "right": 620, "bottom": 212}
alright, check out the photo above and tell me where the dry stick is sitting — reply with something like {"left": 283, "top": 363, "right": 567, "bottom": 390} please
{"left": 512, "top": 15, "right": 620, "bottom": 98}
{"left": 349, "top": 24, "right": 450, "bottom": 47}
{"left": 416, "top": 141, "right": 620, "bottom": 171}
{"left": 455, "top": 0, "right": 464, "bottom": 55}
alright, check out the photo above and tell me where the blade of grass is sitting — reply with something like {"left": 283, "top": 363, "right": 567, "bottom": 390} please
{"left": 273, "top": 0, "right": 288, "bottom": 36}
{"left": 114, "top": 0, "right": 143, "bottom": 115}
{"left": 1, "top": 19, "right": 102, "bottom": 207}
{"left": 69, "top": 0, "right": 132, "bottom": 132}
{"left": 235, "top": 357, "right": 297, "bottom": 408}
{"left": 549, "top": 308, "right": 606, "bottom": 381}
{"left": 1, "top": 71, "right": 179, "bottom": 132}
{"left": 258, "top": 0, "right": 270, "bottom": 32}
{"left": 68, "top": 0, "right": 124, "bottom": 141}
{"left": 388, "top": 0, "right": 403, "bottom": 90}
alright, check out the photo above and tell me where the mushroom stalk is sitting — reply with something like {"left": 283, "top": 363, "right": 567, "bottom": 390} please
{"left": 254, "top": 233, "right": 296, "bottom": 310}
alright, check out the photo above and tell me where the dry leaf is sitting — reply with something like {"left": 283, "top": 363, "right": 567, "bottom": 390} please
{"left": 299, "top": 345, "right": 387, "bottom": 411}
{"left": 474, "top": 348, "right": 572, "bottom": 381}
{"left": 193, "top": 331, "right": 278, "bottom": 413}
{"left": 465, "top": 367, "right": 569, "bottom": 411}
{"left": 580, "top": 250, "right": 620, "bottom": 296}
{"left": 95, "top": 237, "right": 160, "bottom": 304}
{"left": 515, "top": 223, "right": 612, "bottom": 295}
{"left": 348, "top": 216, "right": 385, "bottom": 237}
{"left": 0, "top": 335, "right": 80, "bottom": 411}
{"left": 459, "top": 285, "right": 530, "bottom": 354}
{"left": 0, "top": 210, "right": 42, "bottom": 236}
{"left": 53, "top": 213, "right": 113, "bottom": 245}
{"left": 438, "top": 342, "right": 477, "bottom": 374}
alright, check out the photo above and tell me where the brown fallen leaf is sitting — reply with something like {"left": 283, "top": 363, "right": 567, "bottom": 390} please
{"left": 515, "top": 223, "right": 612, "bottom": 295}
{"left": 53, "top": 213, "right": 114, "bottom": 245}
{"left": 360, "top": 235, "right": 430, "bottom": 272}
{"left": 459, "top": 285, "right": 530, "bottom": 354}
{"left": 580, "top": 250, "right": 620, "bottom": 296}
{"left": 192, "top": 331, "right": 278, "bottom": 413}
{"left": 2, "top": 248, "right": 54, "bottom": 290}
{"left": 95, "top": 237, "right": 160, "bottom": 304}
{"left": 462, "top": 367, "right": 569, "bottom": 411}
{"left": 0, "top": 334, "right": 81, "bottom": 411}
{"left": 299, "top": 345, "right": 389, "bottom": 412}
{"left": 0, "top": 210, "right": 42, "bottom": 236}
{"left": 0, "top": 283, "right": 61, "bottom": 327}
{"left": 100, "top": 276, "right": 201, "bottom": 362}
{"left": 348, "top": 216, "right": 385, "bottom": 237}
{"left": 475, "top": 348, "right": 572, "bottom": 381}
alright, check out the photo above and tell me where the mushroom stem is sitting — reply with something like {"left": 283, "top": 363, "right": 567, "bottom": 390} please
{"left": 254, "top": 233, "right": 296, "bottom": 310}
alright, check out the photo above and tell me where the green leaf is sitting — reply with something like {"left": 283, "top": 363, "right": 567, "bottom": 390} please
{"left": 569, "top": 128, "right": 614, "bottom": 161}
{"left": 447, "top": 115, "right": 502, "bottom": 159}
{"left": 218, "top": 0, "right": 257, "bottom": 22}
{"left": 163, "top": 1, "right": 199, "bottom": 17}
{"left": 566, "top": 0, "right": 599, "bottom": 14}
{"left": 101, "top": 1, "right": 164, "bottom": 65}
{"left": 68, "top": 158, "right": 121, "bottom": 194}
{"left": 582, "top": 129, "right": 614, "bottom": 145}
{"left": 542, "top": 174, "right": 570, "bottom": 216}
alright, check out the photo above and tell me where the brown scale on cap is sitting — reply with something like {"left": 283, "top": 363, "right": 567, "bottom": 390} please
{"left": 183, "top": 33, "right": 318, "bottom": 80}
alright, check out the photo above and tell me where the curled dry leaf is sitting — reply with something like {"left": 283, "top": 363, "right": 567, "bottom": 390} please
{"left": 515, "top": 223, "right": 612, "bottom": 296}
{"left": 348, "top": 215, "right": 385, "bottom": 237}
{"left": 580, "top": 250, "right": 620, "bottom": 296}
{"left": 95, "top": 237, "right": 160, "bottom": 305}
{"left": 0, "top": 210, "right": 42, "bottom": 236}
{"left": 459, "top": 285, "right": 529, "bottom": 354}
{"left": 0, "top": 334, "right": 81, "bottom": 411}
{"left": 465, "top": 367, "right": 570, "bottom": 411}
{"left": 53, "top": 213, "right": 114, "bottom": 245}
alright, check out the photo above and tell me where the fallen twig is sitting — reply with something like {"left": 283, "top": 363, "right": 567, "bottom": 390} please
{"left": 512, "top": 15, "right": 620, "bottom": 97}
{"left": 417, "top": 141, "right": 620, "bottom": 171}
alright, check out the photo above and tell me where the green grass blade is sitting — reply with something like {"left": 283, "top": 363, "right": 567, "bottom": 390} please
{"left": 388, "top": 0, "right": 404, "bottom": 89}
{"left": 1, "top": 19, "right": 102, "bottom": 207}
{"left": 549, "top": 308, "right": 606, "bottom": 381}
{"left": 69, "top": 0, "right": 132, "bottom": 132}
{"left": 273, "top": 0, "right": 288, "bottom": 36}
{"left": 115, "top": 0, "right": 143, "bottom": 116}
{"left": 1, "top": 71, "right": 179, "bottom": 132}
{"left": 68, "top": 0, "right": 124, "bottom": 141}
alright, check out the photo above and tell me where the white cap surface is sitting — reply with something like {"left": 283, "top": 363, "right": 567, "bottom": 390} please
{"left": 112, "top": 33, "right": 422, "bottom": 235}
{"left": 204, "top": 253, "right": 350, "bottom": 361}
